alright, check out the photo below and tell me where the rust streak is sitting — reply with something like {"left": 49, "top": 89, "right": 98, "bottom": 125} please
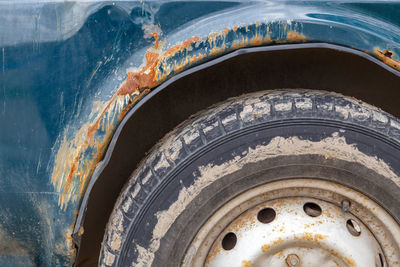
{"left": 374, "top": 48, "right": 400, "bottom": 71}
{"left": 57, "top": 32, "right": 202, "bottom": 207}
{"left": 286, "top": 31, "right": 306, "bottom": 42}
{"left": 53, "top": 24, "right": 311, "bottom": 210}
{"left": 164, "top": 36, "right": 200, "bottom": 58}
{"left": 118, "top": 90, "right": 150, "bottom": 121}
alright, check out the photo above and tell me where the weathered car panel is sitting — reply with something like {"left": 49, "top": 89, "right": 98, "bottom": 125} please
{"left": 1, "top": 1, "right": 400, "bottom": 265}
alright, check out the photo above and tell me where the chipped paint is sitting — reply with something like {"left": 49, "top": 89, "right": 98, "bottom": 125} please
{"left": 51, "top": 22, "right": 309, "bottom": 209}
{"left": 374, "top": 48, "right": 400, "bottom": 71}
{"left": 285, "top": 31, "right": 306, "bottom": 42}
{"left": 52, "top": 16, "right": 400, "bottom": 213}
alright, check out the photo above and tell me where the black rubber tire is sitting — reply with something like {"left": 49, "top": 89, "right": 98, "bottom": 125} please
{"left": 99, "top": 90, "right": 400, "bottom": 267}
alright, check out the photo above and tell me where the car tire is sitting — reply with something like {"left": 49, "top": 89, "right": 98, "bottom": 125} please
{"left": 99, "top": 90, "right": 400, "bottom": 266}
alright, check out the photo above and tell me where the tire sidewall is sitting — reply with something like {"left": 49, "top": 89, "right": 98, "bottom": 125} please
{"left": 125, "top": 122, "right": 400, "bottom": 266}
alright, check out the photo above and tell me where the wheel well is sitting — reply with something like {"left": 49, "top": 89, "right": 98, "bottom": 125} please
{"left": 74, "top": 44, "right": 400, "bottom": 265}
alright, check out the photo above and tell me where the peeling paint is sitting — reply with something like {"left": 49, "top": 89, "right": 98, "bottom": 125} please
{"left": 52, "top": 16, "right": 400, "bottom": 214}
{"left": 51, "top": 22, "right": 309, "bottom": 209}
{"left": 374, "top": 48, "right": 400, "bottom": 71}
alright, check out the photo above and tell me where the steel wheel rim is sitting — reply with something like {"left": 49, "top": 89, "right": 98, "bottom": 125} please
{"left": 182, "top": 179, "right": 400, "bottom": 267}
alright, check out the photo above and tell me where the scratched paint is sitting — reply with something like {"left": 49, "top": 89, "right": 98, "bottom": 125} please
{"left": 51, "top": 21, "right": 308, "bottom": 209}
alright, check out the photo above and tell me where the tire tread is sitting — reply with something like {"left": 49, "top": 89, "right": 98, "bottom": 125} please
{"left": 99, "top": 89, "right": 399, "bottom": 266}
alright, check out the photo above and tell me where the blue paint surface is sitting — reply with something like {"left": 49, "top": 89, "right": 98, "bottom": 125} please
{"left": 0, "top": 1, "right": 399, "bottom": 265}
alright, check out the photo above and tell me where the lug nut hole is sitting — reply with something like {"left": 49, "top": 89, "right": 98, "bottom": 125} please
{"left": 222, "top": 232, "right": 237, "bottom": 250}
{"left": 303, "top": 202, "right": 322, "bottom": 217}
{"left": 257, "top": 208, "right": 276, "bottom": 224}
{"left": 346, "top": 219, "right": 361, "bottom": 236}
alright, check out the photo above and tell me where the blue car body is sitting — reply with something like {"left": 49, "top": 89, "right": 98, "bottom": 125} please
{"left": 0, "top": 1, "right": 400, "bottom": 266}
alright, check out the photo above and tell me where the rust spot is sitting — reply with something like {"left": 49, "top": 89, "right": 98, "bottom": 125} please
{"left": 261, "top": 243, "right": 271, "bottom": 252}
{"left": 302, "top": 232, "right": 314, "bottom": 241}
{"left": 249, "top": 34, "right": 264, "bottom": 46}
{"left": 374, "top": 48, "right": 400, "bottom": 71}
{"left": 151, "top": 32, "right": 160, "bottom": 50}
{"left": 293, "top": 232, "right": 326, "bottom": 243}
{"left": 210, "top": 44, "right": 227, "bottom": 56}
{"left": 206, "top": 210, "right": 257, "bottom": 264}
{"left": 346, "top": 257, "right": 356, "bottom": 266}
{"left": 205, "top": 242, "right": 221, "bottom": 265}
{"left": 53, "top": 33, "right": 203, "bottom": 208}
{"left": 241, "top": 260, "right": 252, "bottom": 267}
{"left": 261, "top": 237, "right": 284, "bottom": 253}
{"left": 286, "top": 31, "right": 306, "bottom": 42}
{"left": 229, "top": 210, "right": 256, "bottom": 233}
{"left": 52, "top": 23, "right": 309, "bottom": 210}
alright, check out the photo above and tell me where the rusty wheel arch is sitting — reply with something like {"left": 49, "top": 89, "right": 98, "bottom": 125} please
{"left": 72, "top": 43, "right": 400, "bottom": 266}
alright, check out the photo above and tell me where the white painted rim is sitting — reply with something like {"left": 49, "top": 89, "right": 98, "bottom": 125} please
{"left": 182, "top": 179, "right": 400, "bottom": 267}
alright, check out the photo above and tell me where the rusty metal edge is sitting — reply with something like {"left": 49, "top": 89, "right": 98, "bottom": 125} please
{"left": 71, "top": 42, "right": 400, "bottom": 249}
